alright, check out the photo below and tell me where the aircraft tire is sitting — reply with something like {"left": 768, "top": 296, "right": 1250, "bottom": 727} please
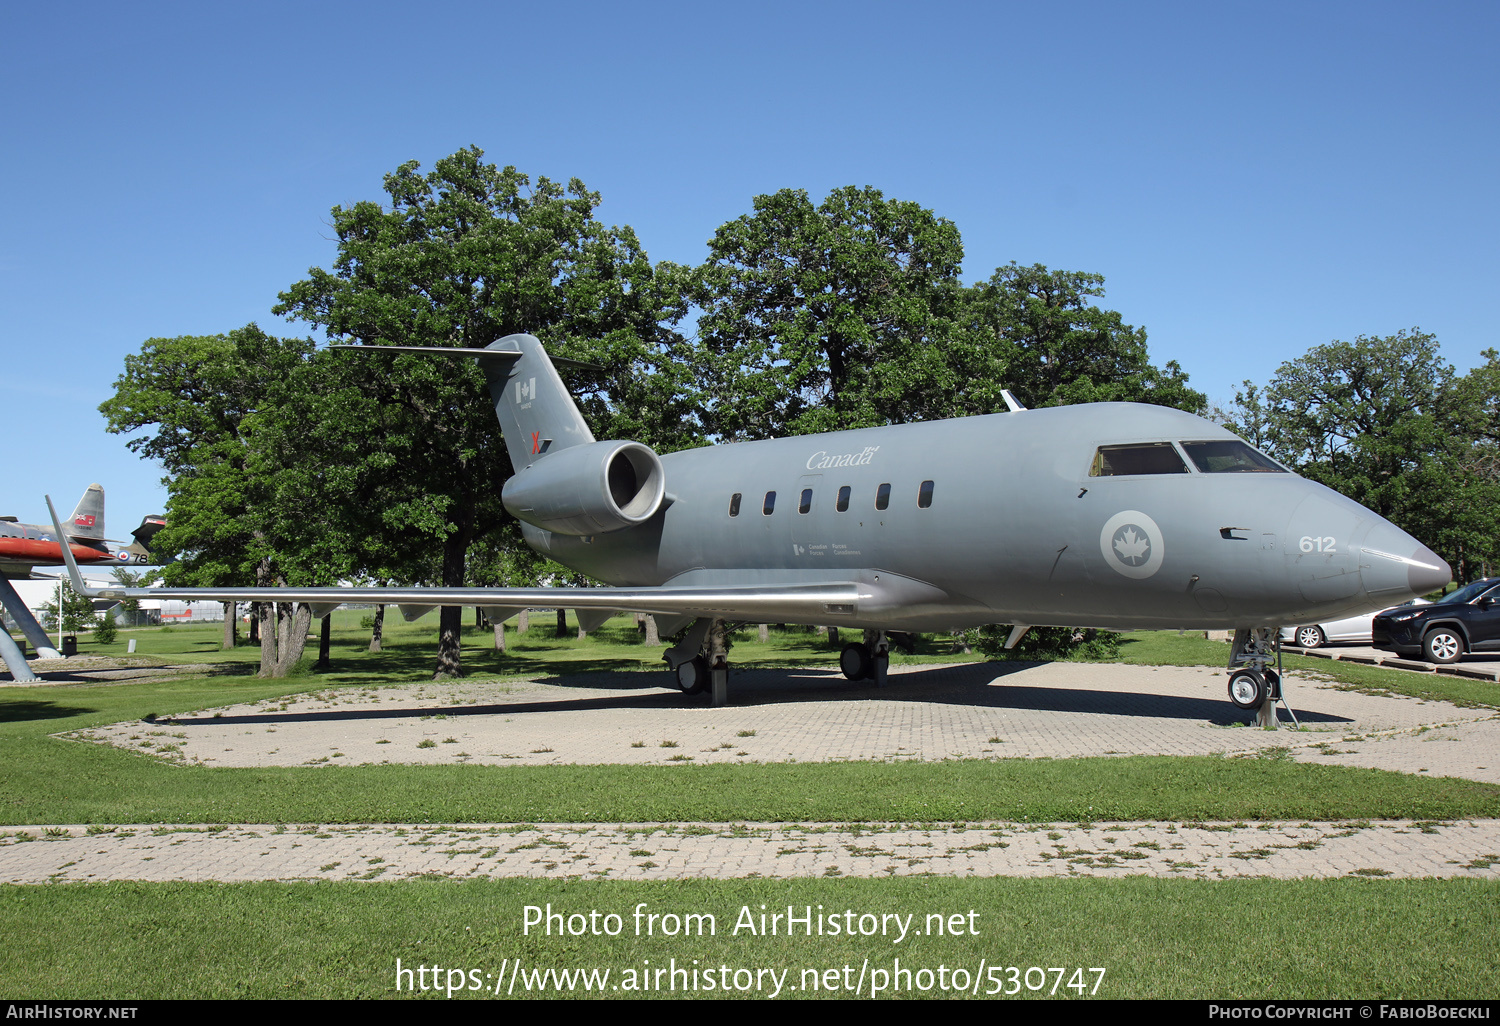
{"left": 1295, "top": 625, "right": 1325, "bottom": 649}
{"left": 676, "top": 656, "right": 710, "bottom": 695}
{"left": 840, "top": 643, "right": 872, "bottom": 681}
{"left": 1227, "top": 669, "right": 1266, "bottom": 710}
{"left": 1422, "top": 628, "right": 1463, "bottom": 664}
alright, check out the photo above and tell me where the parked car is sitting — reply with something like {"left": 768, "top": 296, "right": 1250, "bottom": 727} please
{"left": 1373, "top": 578, "right": 1500, "bottom": 663}
{"left": 1281, "top": 598, "right": 1430, "bottom": 649}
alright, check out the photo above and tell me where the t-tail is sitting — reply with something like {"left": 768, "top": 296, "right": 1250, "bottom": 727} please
{"left": 337, "top": 334, "right": 665, "bottom": 537}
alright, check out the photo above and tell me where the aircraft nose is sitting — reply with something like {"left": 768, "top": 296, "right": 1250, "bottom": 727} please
{"left": 1360, "top": 528, "right": 1451, "bottom": 602}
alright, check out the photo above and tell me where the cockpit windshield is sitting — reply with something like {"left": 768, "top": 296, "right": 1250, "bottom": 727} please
{"left": 1089, "top": 443, "right": 1189, "bottom": 477}
{"left": 1179, "top": 440, "right": 1285, "bottom": 474}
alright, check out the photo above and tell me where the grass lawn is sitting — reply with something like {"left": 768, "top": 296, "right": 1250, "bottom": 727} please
{"left": 3, "top": 616, "right": 1497, "bottom": 1000}
{"left": 1, "top": 877, "right": 1494, "bottom": 999}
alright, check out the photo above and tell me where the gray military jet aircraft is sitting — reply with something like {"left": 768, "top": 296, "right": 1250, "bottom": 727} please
{"left": 49, "top": 334, "right": 1449, "bottom": 712}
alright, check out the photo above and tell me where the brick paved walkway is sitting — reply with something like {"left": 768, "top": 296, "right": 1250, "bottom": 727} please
{"left": 6, "top": 660, "right": 1496, "bottom": 883}
{"left": 3, "top": 820, "right": 1497, "bottom": 883}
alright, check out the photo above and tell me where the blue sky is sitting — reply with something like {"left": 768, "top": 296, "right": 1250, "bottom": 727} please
{"left": 2, "top": 0, "right": 1495, "bottom": 532}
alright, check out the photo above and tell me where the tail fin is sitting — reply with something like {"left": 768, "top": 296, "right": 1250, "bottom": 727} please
{"left": 66, "top": 485, "right": 105, "bottom": 542}
{"left": 475, "top": 334, "right": 595, "bottom": 470}
{"left": 334, "top": 333, "right": 595, "bottom": 471}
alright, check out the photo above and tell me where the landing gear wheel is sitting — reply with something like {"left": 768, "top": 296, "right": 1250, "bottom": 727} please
{"left": 1295, "top": 625, "right": 1325, "bottom": 649}
{"left": 676, "top": 655, "right": 710, "bottom": 695}
{"left": 840, "top": 643, "right": 872, "bottom": 681}
{"left": 1263, "top": 669, "right": 1281, "bottom": 701}
{"left": 1422, "top": 629, "right": 1463, "bottom": 664}
{"left": 1228, "top": 668, "right": 1266, "bottom": 710}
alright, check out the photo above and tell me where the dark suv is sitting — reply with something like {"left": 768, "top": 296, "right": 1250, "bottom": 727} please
{"left": 1372, "top": 577, "right": 1500, "bottom": 663}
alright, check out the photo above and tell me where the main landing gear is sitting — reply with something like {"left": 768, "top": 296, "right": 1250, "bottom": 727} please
{"left": 662, "top": 618, "right": 731, "bottom": 707}
{"left": 1227, "top": 627, "right": 1299, "bottom": 728}
{"left": 839, "top": 630, "right": 890, "bottom": 687}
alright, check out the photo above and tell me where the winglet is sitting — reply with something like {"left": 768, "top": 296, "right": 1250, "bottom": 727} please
{"left": 45, "top": 496, "right": 101, "bottom": 598}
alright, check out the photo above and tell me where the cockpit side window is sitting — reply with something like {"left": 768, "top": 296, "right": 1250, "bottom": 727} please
{"left": 1180, "top": 440, "right": 1285, "bottom": 473}
{"left": 1089, "top": 443, "right": 1189, "bottom": 477}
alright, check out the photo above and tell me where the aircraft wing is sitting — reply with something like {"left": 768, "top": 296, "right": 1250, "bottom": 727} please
{"left": 43, "top": 498, "right": 888, "bottom": 627}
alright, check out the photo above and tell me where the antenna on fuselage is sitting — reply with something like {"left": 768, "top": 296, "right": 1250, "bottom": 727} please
{"left": 1001, "top": 390, "right": 1026, "bottom": 413}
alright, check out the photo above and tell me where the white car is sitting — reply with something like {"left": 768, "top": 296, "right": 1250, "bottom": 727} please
{"left": 1280, "top": 598, "right": 1430, "bottom": 649}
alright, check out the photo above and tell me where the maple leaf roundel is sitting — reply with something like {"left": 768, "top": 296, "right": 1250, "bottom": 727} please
{"left": 1099, "top": 510, "right": 1165, "bottom": 580}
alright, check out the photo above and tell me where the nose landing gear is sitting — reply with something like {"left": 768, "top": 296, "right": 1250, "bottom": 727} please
{"left": 1227, "top": 627, "right": 1299, "bottom": 728}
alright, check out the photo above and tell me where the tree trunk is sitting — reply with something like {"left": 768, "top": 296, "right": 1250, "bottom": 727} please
{"left": 434, "top": 606, "right": 463, "bottom": 677}
{"left": 517, "top": 609, "right": 529, "bottom": 634}
{"left": 369, "top": 604, "right": 384, "bottom": 652}
{"left": 758, "top": 623, "right": 769, "bottom": 643}
{"left": 222, "top": 602, "right": 236, "bottom": 649}
{"left": 275, "top": 603, "right": 314, "bottom": 676}
{"left": 644, "top": 614, "right": 659, "bottom": 646}
{"left": 313, "top": 613, "right": 331, "bottom": 671}
{"left": 249, "top": 606, "right": 259, "bottom": 646}
{"left": 493, "top": 621, "right": 505, "bottom": 651}
{"left": 433, "top": 532, "right": 466, "bottom": 679}
{"left": 555, "top": 608, "right": 568, "bottom": 637}
{"left": 829, "top": 626, "right": 840, "bottom": 646}
{"left": 257, "top": 602, "right": 277, "bottom": 677}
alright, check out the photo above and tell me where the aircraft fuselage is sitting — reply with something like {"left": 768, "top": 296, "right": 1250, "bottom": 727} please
{"left": 526, "top": 403, "right": 1446, "bottom": 632}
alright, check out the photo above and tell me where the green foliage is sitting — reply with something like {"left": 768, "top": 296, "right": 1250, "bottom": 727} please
{"left": 1230, "top": 329, "right": 1500, "bottom": 579}
{"left": 91, "top": 614, "right": 117, "bottom": 645}
{"left": 688, "top": 187, "right": 1203, "bottom": 439}
{"left": 961, "top": 263, "right": 1205, "bottom": 413}
{"left": 38, "top": 581, "right": 97, "bottom": 634}
{"left": 690, "top": 186, "right": 966, "bottom": 436}
{"left": 273, "top": 147, "right": 694, "bottom": 676}
{"left": 965, "top": 624, "right": 1123, "bottom": 661}
{"left": 99, "top": 325, "right": 318, "bottom": 590}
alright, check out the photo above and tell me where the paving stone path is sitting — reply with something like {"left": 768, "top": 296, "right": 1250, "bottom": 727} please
{"left": 5, "top": 660, "right": 1497, "bottom": 883}
{"left": 3, "top": 820, "right": 1497, "bottom": 883}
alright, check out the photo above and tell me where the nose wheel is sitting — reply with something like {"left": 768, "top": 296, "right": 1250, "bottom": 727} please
{"left": 1227, "top": 627, "right": 1297, "bottom": 728}
{"left": 1227, "top": 668, "right": 1265, "bottom": 710}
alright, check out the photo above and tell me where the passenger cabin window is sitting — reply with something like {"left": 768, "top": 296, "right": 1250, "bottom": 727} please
{"left": 729, "top": 493, "right": 741, "bottom": 517}
{"left": 875, "top": 483, "right": 891, "bottom": 510}
{"left": 836, "top": 485, "right": 851, "bottom": 512}
{"left": 799, "top": 488, "right": 813, "bottom": 514}
{"left": 763, "top": 491, "right": 776, "bottom": 515}
{"left": 1090, "top": 443, "right": 1189, "bottom": 477}
{"left": 918, "top": 480, "right": 935, "bottom": 508}
{"left": 1180, "top": 440, "right": 1285, "bottom": 474}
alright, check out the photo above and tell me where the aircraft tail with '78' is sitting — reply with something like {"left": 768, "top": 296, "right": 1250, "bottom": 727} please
{"left": 46, "top": 334, "right": 1449, "bottom": 714}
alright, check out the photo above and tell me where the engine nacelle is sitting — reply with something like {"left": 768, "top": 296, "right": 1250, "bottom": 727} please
{"left": 501, "top": 440, "right": 666, "bottom": 536}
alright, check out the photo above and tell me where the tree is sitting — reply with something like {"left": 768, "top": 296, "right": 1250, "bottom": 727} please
{"left": 689, "top": 186, "right": 966, "bottom": 438}
{"left": 100, "top": 325, "right": 323, "bottom": 676}
{"left": 39, "top": 581, "right": 97, "bottom": 635}
{"left": 1229, "top": 328, "right": 1492, "bottom": 581}
{"left": 959, "top": 263, "right": 1204, "bottom": 413}
{"left": 274, "top": 147, "right": 692, "bottom": 678}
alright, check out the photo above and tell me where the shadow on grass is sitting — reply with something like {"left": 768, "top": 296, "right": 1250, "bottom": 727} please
{"left": 0, "top": 699, "right": 99, "bottom": 723}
